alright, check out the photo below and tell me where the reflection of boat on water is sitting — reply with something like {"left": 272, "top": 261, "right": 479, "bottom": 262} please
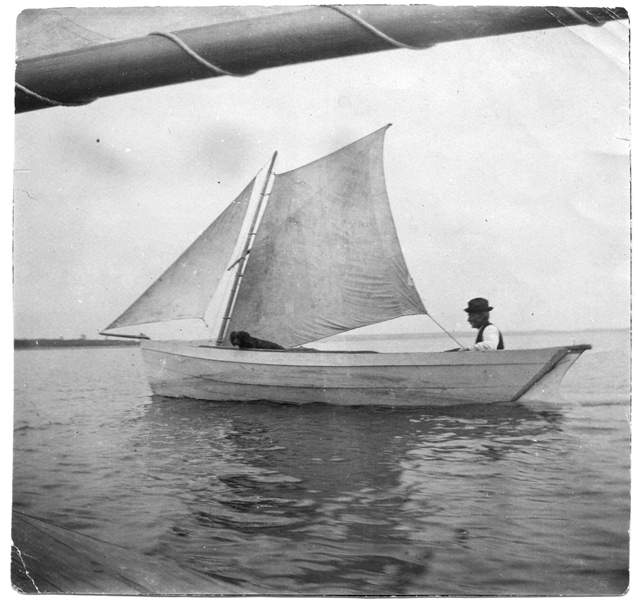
{"left": 126, "top": 396, "right": 566, "bottom": 594}
{"left": 104, "top": 127, "right": 590, "bottom": 406}
{"left": 131, "top": 396, "right": 566, "bottom": 594}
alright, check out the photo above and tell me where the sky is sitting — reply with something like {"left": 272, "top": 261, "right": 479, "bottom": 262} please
{"left": 8, "top": 2, "right": 631, "bottom": 341}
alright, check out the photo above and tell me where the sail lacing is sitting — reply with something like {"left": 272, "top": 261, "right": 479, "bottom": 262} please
{"left": 324, "top": 6, "right": 426, "bottom": 50}
{"left": 148, "top": 31, "right": 255, "bottom": 77}
{"left": 147, "top": 6, "right": 426, "bottom": 83}
{"left": 14, "top": 83, "right": 93, "bottom": 108}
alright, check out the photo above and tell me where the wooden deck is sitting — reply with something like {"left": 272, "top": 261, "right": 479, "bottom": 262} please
{"left": 11, "top": 510, "right": 252, "bottom": 595}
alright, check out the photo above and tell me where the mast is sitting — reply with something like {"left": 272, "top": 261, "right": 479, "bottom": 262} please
{"left": 214, "top": 151, "right": 278, "bottom": 346}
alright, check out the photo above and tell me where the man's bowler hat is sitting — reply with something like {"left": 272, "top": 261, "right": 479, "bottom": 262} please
{"left": 464, "top": 298, "right": 493, "bottom": 313}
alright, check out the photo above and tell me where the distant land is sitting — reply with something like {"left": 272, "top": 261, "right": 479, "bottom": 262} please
{"left": 14, "top": 338, "right": 139, "bottom": 349}
{"left": 14, "top": 327, "right": 628, "bottom": 349}
{"left": 325, "top": 327, "right": 630, "bottom": 341}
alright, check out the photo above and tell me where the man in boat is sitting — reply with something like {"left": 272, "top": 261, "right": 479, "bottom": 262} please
{"left": 461, "top": 298, "right": 504, "bottom": 351}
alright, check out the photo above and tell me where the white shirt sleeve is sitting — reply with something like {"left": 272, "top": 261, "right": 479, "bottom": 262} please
{"left": 470, "top": 325, "right": 500, "bottom": 351}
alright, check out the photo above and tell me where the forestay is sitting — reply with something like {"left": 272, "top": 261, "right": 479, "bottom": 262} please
{"left": 106, "top": 179, "right": 255, "bottom": 330}
{"left": 226, "top": 126, "right": 427, "bottom": 347}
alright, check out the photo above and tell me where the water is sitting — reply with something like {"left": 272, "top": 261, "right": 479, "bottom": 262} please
{"left": 12, "top": 330, "right": 630, "bottom": 595}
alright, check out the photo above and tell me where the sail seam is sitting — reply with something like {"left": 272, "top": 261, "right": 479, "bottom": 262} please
{"left": 324, "top": 5, "right": 425, "bottom": 50}
{"left": 148, "top": 31, "right": 255, "bottom": 77}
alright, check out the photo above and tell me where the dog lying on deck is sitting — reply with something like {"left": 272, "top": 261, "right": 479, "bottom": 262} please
{"left": 229, "top": 331, "right": 285, "bottom": 350}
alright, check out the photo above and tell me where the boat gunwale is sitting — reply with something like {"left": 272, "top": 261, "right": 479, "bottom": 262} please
{"left": 140, "top": 340, "right": 591, "bottom": 369}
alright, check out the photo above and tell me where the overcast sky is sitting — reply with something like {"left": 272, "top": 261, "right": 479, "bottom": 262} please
{"left": 8, "top": 3, "right": 630, "bottom": 340}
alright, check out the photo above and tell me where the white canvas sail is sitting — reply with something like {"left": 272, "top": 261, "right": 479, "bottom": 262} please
{"left": 226, "top": 126, "right": 428, "bottom": 348}
{"left": 105, "top": 180, "right": 254, "bottom": 331}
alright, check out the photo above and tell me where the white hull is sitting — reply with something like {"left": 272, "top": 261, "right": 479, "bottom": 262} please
{"left": 139, "top": 340, "right": 590, "bottom": 407}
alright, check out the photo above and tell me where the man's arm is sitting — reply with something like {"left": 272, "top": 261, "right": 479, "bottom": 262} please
{"left": 469, "top": 325, "right": 500, "bottom": 351}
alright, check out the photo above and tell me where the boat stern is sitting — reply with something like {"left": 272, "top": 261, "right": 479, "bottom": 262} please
{"left": 514, "top": 344, "right": 591, "bottom": 403}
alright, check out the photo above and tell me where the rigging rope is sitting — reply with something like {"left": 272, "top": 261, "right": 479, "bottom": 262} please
{"left": 148, "top": 6, "right": 425, "bottom": 80}
{"left": 324, "top": 5, "right": 425, "bottom": 50}
{"left": 426, "top": 311, "right": 465, "bottom": 349}
{"left": 147, "top": 31, "right": 255, "bottom": 77}
{"left": 14, "top": 83, "right": 92, "bottom": 108}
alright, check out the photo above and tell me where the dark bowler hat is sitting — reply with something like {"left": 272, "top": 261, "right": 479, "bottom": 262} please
{"left": 464, "top": 298, "right": 493, "bottom": 313}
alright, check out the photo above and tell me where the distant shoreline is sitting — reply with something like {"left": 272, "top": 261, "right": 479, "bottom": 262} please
{"left": 320, "top": 327, "right": 629, "bottom": 342}
{"left": 14, "top": 339, "right": 139, "bottom": 349}
{"left": 14, "top": 327, "right": 629, "bottom": 349}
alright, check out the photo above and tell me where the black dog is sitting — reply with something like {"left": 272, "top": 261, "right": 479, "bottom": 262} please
{"left": 229, "top": 331, "right": 284, "bottom": 350}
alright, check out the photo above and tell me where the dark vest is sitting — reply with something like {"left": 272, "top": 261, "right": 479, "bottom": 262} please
{"left": 476, "top": 322, "right": 504, "bottom": 350}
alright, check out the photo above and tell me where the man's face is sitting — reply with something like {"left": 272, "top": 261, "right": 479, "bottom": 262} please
{"left": 467, "top": 312, "right": 485, "bottom": 329}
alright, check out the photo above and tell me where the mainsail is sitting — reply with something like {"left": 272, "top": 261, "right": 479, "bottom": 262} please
{"left": 106, "top": 126, "right": 427, "bottom": 343}
{"left": 226, "top": 126, "right": 427, "bottom": 347}
{"left": 105, "top": 179, "right": 254, "bottom": 331}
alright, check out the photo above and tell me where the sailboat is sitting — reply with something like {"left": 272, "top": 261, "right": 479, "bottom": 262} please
{"left": 102, "top": 125, "right": 590, "bottom": 407}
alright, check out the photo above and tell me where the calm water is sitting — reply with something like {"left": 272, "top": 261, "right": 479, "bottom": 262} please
{"left": 13, "top": 330, "right": 630, "bottom": 595}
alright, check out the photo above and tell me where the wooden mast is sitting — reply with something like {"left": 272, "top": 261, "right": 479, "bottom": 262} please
{"left": 15, "top": 6, "right": 627, "bottom": 113}
{"left": 214, "top": 152, "right": 278, "bottom": 346}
